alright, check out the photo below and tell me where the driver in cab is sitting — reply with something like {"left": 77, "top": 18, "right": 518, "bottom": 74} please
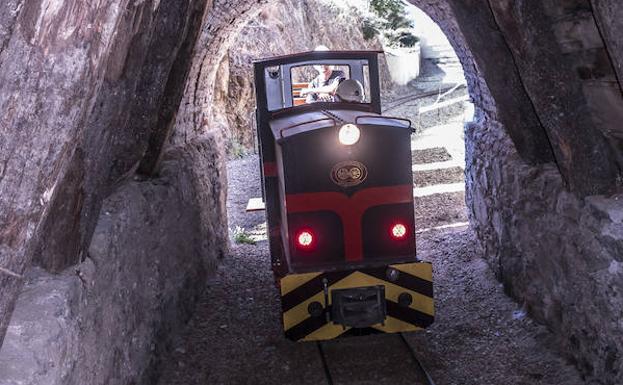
{"left": 300, "top": 63, "right": 346, "bottom": 103}
{"left": 299, "top": 45, "right": 366, "bottom": 104}
{"left": 299, "top": 45, "right": 346, "bottom": 103}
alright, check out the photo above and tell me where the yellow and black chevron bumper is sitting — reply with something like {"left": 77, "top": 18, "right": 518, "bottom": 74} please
{"left": 280, "top": 262, "right": 434, "bottom": 342}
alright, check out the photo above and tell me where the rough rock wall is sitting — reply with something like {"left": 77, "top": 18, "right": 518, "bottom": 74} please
{"left": 412, "top": 0, "right": 622, "bottom": 196}
{"left": 171, "top": 0, "right": 266, "bottom": 151}
{"left": 0, "top": 0, "right": 219, "bottom": 348}
{"left": 466, "top": 118, "right": 623, "bottom": 384}
{"left": 213, "top": 0, "right": 391, "bottom": 152}
{"left": 0, "top": 144, "right": 215, "bottom": 385}
{"left": 592, "top": 0, "right": 623, "bottom": 88}
{"left": 488, "top": 0, "right": 621, "bottom": 195}
{"left": 405, "top": 1, "right": 623, "bottom": 383}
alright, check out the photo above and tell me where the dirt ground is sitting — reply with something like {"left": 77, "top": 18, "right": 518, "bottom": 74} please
{"left": 155, "top": 60, "right": 586, "bottom": 385}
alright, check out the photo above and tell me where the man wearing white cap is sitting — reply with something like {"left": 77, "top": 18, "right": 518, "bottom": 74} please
{"left": 300, "top": 45, "right": 346, "bottom": 103}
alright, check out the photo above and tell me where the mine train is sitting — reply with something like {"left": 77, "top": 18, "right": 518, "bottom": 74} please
{"left": 253, "top": 50, "right": 434, "bottom": 342}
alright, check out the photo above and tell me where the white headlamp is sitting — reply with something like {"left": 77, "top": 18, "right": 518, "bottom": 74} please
{"left": 338, "top": 124, "right": 360, "bottom": 146}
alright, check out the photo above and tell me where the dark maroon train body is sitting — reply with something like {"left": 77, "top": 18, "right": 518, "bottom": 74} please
{"left": 253, "top": 50, "right": 434, "bottom": 342}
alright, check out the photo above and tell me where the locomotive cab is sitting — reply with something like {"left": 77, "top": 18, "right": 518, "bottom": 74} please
{"left": 254, "top": 51, "right": 434, "bottom": 341}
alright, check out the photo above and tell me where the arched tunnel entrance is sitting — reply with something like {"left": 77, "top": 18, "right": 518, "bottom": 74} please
{"left": 0, "top": 0, "right": 622, "bottom": 384}
{"left": 153, "top": 1, "right": 583, "bottom": 384}
{"left": 214, "top": 0, "right": 472, "bottom": 241}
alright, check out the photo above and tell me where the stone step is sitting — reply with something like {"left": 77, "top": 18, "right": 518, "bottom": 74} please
{"left": 416, "top": 221, "right": 469, "bottom": 234}
{"left": 413, "top": 182, "right": 464, "bottom": 197}
{"left": 419, "top": 95, "right": 470, "bottom": 114}
{"left": 411, "top": 147, "right": 452, "bottom": 164}
{"left": 412, "top": 160, "right": 463, "bottom": 172}
{"left": 422, "top": 44, "right": 458, "bottom": 58}
{"left": 411, "top": 123, "right": 465, "bottom": 150}
{"left": 413, "top": 191, "right": 468, "bottom": 230}
{"left": 414, "top": 166, "right": 464, "bottom": 188}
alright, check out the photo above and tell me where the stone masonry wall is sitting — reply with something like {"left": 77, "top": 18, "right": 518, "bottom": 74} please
{"left": 465, "top": 116, "right": 623, "bottom": 384}
{"left": 411, "top": 1, "right": 623, "bottom": 383}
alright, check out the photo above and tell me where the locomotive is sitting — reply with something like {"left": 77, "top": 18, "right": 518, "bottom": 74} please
{"left": 253, "top": 50, "right": 434, "bottom": 342}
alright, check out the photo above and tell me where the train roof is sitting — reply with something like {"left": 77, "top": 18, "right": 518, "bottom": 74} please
{"left": 253, "top": 50, "right": 384, "bottom": 67}
{"left": 269, "top": 109, "right": 411, "bottom": 142}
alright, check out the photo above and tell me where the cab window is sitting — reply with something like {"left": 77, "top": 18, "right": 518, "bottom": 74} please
{"left": 291, "top": 65, "right": 351, "bottom": 105}
{"left": 262, "top": 58, "right": 372, "bottom": 111}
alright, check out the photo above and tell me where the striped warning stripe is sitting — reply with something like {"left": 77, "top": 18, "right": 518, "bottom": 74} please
{"left": 280, "top": 262, "right": 434, "bottom": 341}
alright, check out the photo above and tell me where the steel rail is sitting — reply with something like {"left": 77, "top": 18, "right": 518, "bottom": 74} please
{"left": 317, "top": 341, "right": 334, "bottom": 385}
{"left": 382, "top": 84, "right": 466, "bottom": 112}
{"left": 316, "top": 334, "right": 436, "bottom": 385}
{"left": 399, "top": 333, "right": 437, "bottom": 385}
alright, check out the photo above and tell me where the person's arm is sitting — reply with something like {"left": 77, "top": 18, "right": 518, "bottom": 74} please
{"left": 300, "top": 77, "right": 341, "bottom": 96}
{"left": 300, "top": 80, "right": 315, "bottom": 96}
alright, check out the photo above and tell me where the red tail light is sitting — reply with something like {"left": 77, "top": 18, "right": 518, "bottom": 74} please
{"left": 296, "top": 230, "right": 314, "bottom": 249}
{"left": 390, "top": 223, "right": 407, "bottom": 240}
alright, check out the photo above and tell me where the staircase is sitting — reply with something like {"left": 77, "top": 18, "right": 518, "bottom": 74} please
{"left": 411, "top": 121, "right": 469, "bottom": 233}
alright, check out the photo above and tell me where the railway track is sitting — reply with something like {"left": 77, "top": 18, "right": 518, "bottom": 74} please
{"left": 382, "top": 83, "right": 466, "bottom": 112}
{"left": 317, "top": 333, "right": 436, "bottom": 385}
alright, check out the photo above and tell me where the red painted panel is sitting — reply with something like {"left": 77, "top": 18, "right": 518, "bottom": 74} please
{"left": 263, "top": 161, "right": 277, "bottom": 177}
{"left": 285, "top": 184, "right": 413, "bottom": 261}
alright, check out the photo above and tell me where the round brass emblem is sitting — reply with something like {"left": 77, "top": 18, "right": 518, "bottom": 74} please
{"left": 330, "top": 161, "right": 368, "bottom": 187}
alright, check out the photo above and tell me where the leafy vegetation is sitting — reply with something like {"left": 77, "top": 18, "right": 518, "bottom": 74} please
{"left": 232, "top": 226, "right": 256, "bottom": 245}
{"left": 362, "top": 0, "right": 419, "bottom": 48}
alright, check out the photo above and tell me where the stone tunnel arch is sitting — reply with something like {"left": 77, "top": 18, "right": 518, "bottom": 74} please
{"left": 1, "top": 0, "right": 623, "bottom": 383}
{"left": 154, "top": 1, "right": 623, "bottom": 382}
{"left": 161, "top": 0, "right": 557, "bottom": 176}
{"left": 143, "top": 0, "right": 562, "bottom": 283}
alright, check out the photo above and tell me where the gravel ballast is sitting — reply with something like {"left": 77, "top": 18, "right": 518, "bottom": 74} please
{"left": 155, "top": 154, "right": 585, "bottom": 385}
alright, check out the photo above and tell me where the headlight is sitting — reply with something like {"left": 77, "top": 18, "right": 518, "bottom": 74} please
{"left": 338, "top": 124, "right": 360, "bottom": 145}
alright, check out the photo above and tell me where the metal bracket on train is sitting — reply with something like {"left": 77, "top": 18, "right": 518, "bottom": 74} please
{"left": 330, "top": 285, "right": 387, "bottom": 329}
{"left": 279, "top": 117, "right": 337, "bottom": 139}
{"left": 354, "top": 115, "right": 414, "bottom": 133}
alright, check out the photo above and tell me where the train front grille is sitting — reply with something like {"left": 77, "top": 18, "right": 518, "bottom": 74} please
{"left": 331, "top": 286, "right": 386, "bottom": 328}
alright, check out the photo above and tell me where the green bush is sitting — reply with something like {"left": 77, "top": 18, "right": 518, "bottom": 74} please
{"left": 383, "top": 29, "right": 420, "bottom": 48}
{"left": 229, "top": 139, "right": 248, "bottom": 159}
{"left": 370, "top": 0, "right": 413, "bottom": 30}
{"left": 396, "top": 30, "right": 419, "bottom": 47}
{"left": 362, "top": 0, "right": 418, "bottom": 48}
{"left": 362, "top": 18, "right": 379, "bottom": 40}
